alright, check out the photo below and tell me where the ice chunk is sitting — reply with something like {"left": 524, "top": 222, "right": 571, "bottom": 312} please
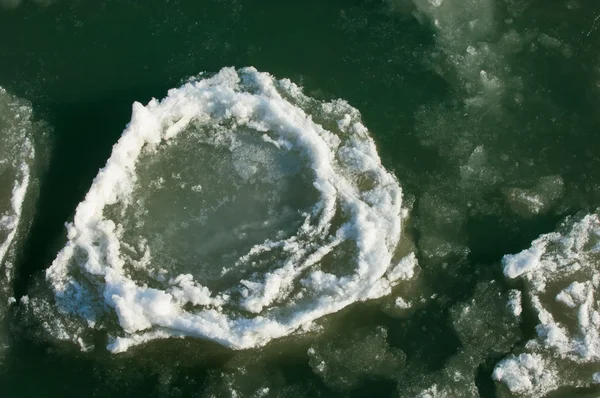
{"left": 504, "top": 176, "right": 564, "bottom": 217}
{"left": 42, "top": 67, "right": 410, "bottom": 352}
{"left": 0, "top": 87, "right": 45, "bottom": 357}
{"left": 308, "top": 327, "right": 405, "bottom": 390}
{"left": 503, "top": 245, "right": 544, "bottom": 279}
{"left": 538, "top": 33, "right": 562, "bottom": 49}
{"left": 404, "top": 282, "right": 521, "bottom": 397}
{"left": 493, "top": 353, "right": 557, "bottom": 396}
{"left": 508, "top": 289, "right": 522, "bottom": 317}
{"left": 395, "top": 297, "right": 412, "bottom": 309}
{"left": 496, "top": 211, "right": 600, "bottom": 395}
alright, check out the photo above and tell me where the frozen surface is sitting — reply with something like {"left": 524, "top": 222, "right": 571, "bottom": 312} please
{"left": 40, "top": 67, "right": 415, "bottom": 352}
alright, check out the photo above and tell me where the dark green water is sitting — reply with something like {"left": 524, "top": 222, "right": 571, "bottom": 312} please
{"left": 1, "top": 0, "right": 600, "bottom": 397}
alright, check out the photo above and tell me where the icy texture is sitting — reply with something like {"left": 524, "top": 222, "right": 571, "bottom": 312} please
{"left": 0, "top": 88, "right": 35, "bottom": 294}
{"left": 406, "top": 0, "right": 521, "bottom": 264}
{"left": 0, "top": 87, "right": 43, "bottom": 357}
{"left": 43, "top": 67, "right": 414, "bottom": 352}
{"left": 495, "top": 211, "right": 600, "bottom": 396}
{"left": 402, "top": 282, "right": 521, "bottom": 397}
{"left": 411, "top": 0, "right": 506, "bottom": 105}
{"left": 201, "top": 350, "right": 321, "bottom": 398}
{"left": 400, "top": 0, "right": 574, "bottom": 270}
{"left": 493, "top": 354, "right": 557, "bottom": 397}
{"left": 504, "top": 176, "right": 564, "bottom": 218}
{"left": 0, "top": 92, "right": 36, "bottom": 296}
{"left": 508, "top": 289, "right": 522, "bottom": 318}
{"left": 308, "top": 326, "right": 405, "bottom": 391}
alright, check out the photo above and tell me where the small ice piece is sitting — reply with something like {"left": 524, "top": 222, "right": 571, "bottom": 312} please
{"left": 0, "top": 0, "right": 22, "bottom": 10}
{"left": 555, "top": 281, "right": 587, "bottom": 308}
{"left": 387, "top": 252, "right": 418, "bottom": 282}
{"left": 414, "top": 385, "right": 441, "bottom": 398}
{"left": 538, "top": 33, "right": 562, "bottom": 49}
{"left": 508, "top": 289, "right": 522, "bottom": 317}
{"left": 395, "top": 297, "right": 411, "bottom": 309}
{"left": 505, "top": 176, "right": 564, "bottom": 217}
{"left": 502, "top": 245, "right": 543, "bottom": 279}
{"left": 493, "top": 353, "right": 556, "bottom": 395}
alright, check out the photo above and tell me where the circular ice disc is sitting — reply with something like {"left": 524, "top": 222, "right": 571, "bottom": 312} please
{"left": 46, "top": 67, "right": 414, "bottom": 352}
